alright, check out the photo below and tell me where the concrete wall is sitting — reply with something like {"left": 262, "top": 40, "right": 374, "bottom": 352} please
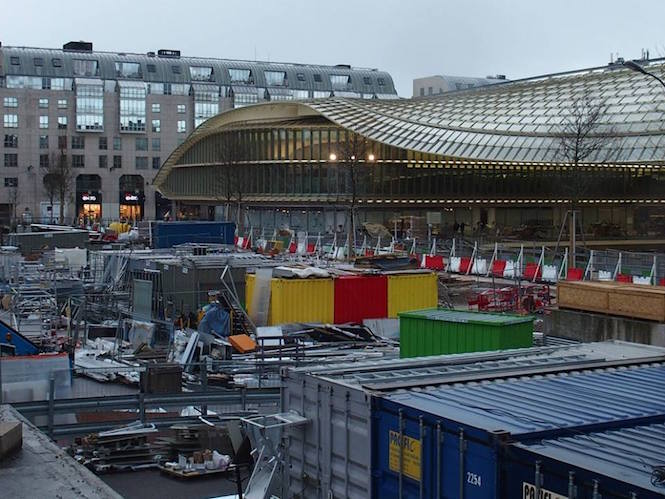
{"left": 546, "top": 307, "right": 665, "bottom": 346}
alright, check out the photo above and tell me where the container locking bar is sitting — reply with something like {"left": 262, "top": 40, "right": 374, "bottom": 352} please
{"left": 398, "top": 409, "right": 404, "bottom": 499}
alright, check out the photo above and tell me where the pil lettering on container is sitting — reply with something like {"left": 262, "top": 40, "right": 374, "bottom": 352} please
{"left": 388, "top": 430, "right": 421, "bottom": 482}
{"left": 523, "top": 482, "right": 568, "bottom": 499}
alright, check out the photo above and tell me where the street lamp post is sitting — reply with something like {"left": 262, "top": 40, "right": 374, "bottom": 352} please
{"left": 623, "top": 60, "right": 665, "bottom": 89}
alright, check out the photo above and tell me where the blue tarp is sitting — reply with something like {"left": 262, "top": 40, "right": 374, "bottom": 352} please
{"left": 0, "top": 320, "right": 39, "bottom": 356}
{"left": 198, "top": 304, "right": 230, "bottom": 338}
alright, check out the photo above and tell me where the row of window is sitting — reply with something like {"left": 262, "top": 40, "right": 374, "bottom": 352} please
{"left": 151, "top": 103, "right": 186, "bottom": 114}
{"left": 2, "top": 114, "right": 186, "bottom": 133}
{"left": 7, "top": 55, "right": 387, "bottom": 87}
{"left": 2, "top": 134, "right": 164, "bottom": 152}
{"left": 5, "top": 100, "right": 184, "bottom": 117}
{"left": 6, "top": 152, "right": 161, "bottom": 170}
{"left": 4, "top": 96, "right": 68, "bottom": 109}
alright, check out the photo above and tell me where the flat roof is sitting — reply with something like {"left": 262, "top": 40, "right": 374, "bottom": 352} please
{"left": 0, "top": 405, "right": 122, "bottom": 499}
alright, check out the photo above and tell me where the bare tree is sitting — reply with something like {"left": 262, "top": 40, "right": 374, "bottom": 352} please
{"left": 42, "top": 150, "right": 73, "bottom": 224}
{"left": 214, "top": 132, "right": 246, "bottom": 230}
{"left": 555, "top": 91, "right": 616, "bottom": 266}
{"left": 339, "top": 132, "right": 369, "bottom": 258}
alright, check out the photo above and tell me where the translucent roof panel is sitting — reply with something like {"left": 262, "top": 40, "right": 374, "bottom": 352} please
{"left": 301, "top": 63, "right": 665, "bottom": 163}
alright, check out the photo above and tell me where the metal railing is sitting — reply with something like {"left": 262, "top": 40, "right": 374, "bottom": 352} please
{"left": 11, "top": 377, "right": 280, "bottom": 438}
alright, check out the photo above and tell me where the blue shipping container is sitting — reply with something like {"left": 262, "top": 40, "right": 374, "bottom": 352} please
{"left": 151, "top": 221, "right": 235, "bottom": 248}
{"left": 502, "top": 422, "right": 665, "bottom": 498}
{"left": 371, "top": 364, "right": 665, "bottom": 499}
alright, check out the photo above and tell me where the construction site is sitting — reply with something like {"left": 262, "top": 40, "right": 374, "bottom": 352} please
{"left": 0, "top": 219, "right": 664, "bottom": 499}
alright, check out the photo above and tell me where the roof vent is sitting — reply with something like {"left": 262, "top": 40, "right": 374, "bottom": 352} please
{"left": 157, "top": 49, "right": 181, "bottom": 58}
{"left": 147, "top": 51, "right": 156, "bottom": 57}
{"left": 63, "top": 41, "right": 93, "bottom": 52}
{"left": 335, "top": 64, "right": 351, "bottom": 69}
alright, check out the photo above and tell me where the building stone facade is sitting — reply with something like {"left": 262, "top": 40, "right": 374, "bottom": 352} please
{"left": 0, "top": 41, "right": 397, "bottom": 224}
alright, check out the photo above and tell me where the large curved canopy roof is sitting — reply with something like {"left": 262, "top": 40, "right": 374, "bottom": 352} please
{"left": 155, "top": 60, "right": 665, "bottom": 188}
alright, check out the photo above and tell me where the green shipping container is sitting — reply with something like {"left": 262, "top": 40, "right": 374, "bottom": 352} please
{"left": 398, "top": 308, "right": 534, "bottom": 358}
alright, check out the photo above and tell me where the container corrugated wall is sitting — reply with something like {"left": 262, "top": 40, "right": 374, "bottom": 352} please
{"left": 399, "top": 309, "right": 533, "bottom": 358}
{"left": 283, "top": 345, "right": 665, "bottom": 499}
{"left": 245, "top": 274, "right": 334, "bottom": 325}
{"left": 281, "top": 369, "right": 373, "bottom": 499}
{"left": 334, "top": 275, "right": 388, "bottom": 324}
{"left": 387, "top": 273, "right": 438, "bottom": 318}
{"left": 371, "top": 363, "right": 665, "bottom": 499}
{"left": 272, "top": 278, "right": 334, "bottom": 325}
{"left": 151, "top": 221, "right": 235, "bottom": 248}
{"left": 502, "top": 422, "right": 665, "bottom": 498}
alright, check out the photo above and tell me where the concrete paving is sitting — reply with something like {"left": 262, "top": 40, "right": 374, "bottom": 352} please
{"left": 100, "top": 469, "right": 247, "bottom": 499}
{"left": 0, "top": 404, "right": 122, "bottom": 499}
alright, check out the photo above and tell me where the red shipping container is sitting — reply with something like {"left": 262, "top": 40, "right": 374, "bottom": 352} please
{"left": 424, "top": 255, "right": 445, "bottom": 270}
{"left": 567, "top": 267, "right": 584, "bottom": 281}
{"left": 491, "top": 259, "right": 507, "bottom": 276}
{"left": 334, "top": 275, "right": 388, "bottom": 324}
{"left": 459, "top": 257, "right": 472, "bottom": 274}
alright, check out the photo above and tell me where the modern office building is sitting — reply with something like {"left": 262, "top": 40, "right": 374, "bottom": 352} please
{"left": 413, "top": 74, "right": 507, "bottom": 97}
{"left": 0, "top": 41, "right": 398, "bottom": 224}
{"left": 155, "top": 59, "right": 665, "bottom": 237}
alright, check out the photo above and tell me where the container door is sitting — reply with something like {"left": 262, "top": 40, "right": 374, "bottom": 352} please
{"left": 439, "top": 428, "right": 497, "bottom": 499}
{"left": 372, "top": 411, "right": 430, "bottom": 498}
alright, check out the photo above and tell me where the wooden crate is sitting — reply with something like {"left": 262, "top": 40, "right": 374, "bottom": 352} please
{"left": 557, "top": 280, "right": 665, "bottom": 322}
{"left": 557, "top": 281, "right": 613, "bottom": 314}
{"left": 609, "top": 285, "right": 665, "bottom": 322}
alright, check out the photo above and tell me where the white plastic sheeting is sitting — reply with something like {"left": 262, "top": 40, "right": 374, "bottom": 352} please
{"left": 471, "top": 258, "right": 487, "bottom": 275}
{"left": 633, "top": 276, "right": 652, "bottom": 285}
{"left": 0, "top": 353, "right": 71, "bottom": 403}
{"left": 542, "top": 265, "right": 558, "bottom": 282}
{"left": 449, "top": 256, "right": 461, "bottom": 273}
{"left": 598, "top": 270, "right": 613, "bottom": 281}
{"left": 503, "top": 260, "right": 520, "bottom": 278}
{"left": 55, "top": 247, "right": 87, "bottom": 271}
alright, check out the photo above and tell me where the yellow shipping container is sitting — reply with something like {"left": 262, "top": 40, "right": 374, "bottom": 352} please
{"left": 387, "top": 272, "right": 438, "bottom": 318}
{"left": 245, "top": 274, "right": 334, "bottom": 325}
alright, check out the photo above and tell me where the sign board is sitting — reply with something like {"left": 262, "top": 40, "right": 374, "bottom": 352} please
{"left": 388, "top": 430, "right": 421, "bottom": 482}
{"left": 522, "top": 482, "right": 567, "bottom": 499}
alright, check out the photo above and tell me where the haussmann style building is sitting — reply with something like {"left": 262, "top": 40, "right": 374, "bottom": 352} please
{"left": 154, "top": 59, "right": 665, "bottom": 238}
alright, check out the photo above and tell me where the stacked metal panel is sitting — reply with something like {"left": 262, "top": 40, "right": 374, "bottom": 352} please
{"left": 280, "top": 341, "right": 665, "bottom": 499}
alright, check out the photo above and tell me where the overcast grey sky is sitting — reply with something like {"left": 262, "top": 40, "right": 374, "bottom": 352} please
{"left": 2, "top": 0, "right": 665, "bottom": 96}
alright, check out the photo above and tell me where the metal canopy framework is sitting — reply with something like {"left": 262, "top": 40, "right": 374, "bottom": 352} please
{"left": 153, "top": 61, "right": 665, "bottom": 210}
